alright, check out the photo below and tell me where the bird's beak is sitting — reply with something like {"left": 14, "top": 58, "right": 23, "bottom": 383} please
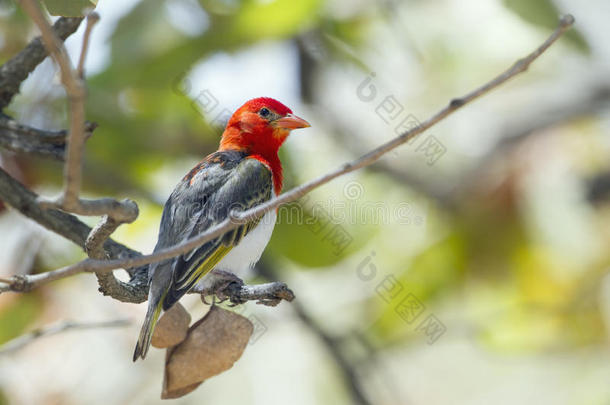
{"left": 274, "top": 114, "right": 310, "bottom": 130}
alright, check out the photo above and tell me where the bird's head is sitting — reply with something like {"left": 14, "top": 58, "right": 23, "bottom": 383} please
{"left": 219, "top": 97, "right": 310, "bottom": 156}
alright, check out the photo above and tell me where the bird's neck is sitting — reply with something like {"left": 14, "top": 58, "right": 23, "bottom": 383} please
{"left": 248, "top": 153, "right": 283, "bottom": 195}
{"left": 219, "top": 127, "right": 285, "bottom": 194}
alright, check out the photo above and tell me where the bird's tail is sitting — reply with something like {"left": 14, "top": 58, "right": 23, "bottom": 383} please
{"left": 132, "top": 295, "right": 163, "bottom": 362}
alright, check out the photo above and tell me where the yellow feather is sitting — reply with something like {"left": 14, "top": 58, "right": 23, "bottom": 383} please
{"left": 181, "top": 245, "right": 232, "bottom": 288}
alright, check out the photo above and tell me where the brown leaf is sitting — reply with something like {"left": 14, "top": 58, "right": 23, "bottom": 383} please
{"left": 152, "top": 303, "right": 191, "bottom": 348}
{"left": 161, "top": 349, "right": 202, "bottom": 401}
{"left": 161, "top": 381, "right": 202, "bottom": 400}
{"left": 162, "top": 306, "right": 253, "bottom": 398}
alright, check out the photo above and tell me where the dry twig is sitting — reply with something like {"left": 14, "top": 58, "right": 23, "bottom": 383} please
{"left": 0, "top": 318, "right": 130, "bottom": 355}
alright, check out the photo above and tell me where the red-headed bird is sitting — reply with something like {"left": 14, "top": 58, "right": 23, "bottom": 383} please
{"left": 133, "top": 97, "right": 310, "bottom": 361}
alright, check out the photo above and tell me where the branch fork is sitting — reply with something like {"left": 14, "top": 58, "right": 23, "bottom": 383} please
{"left": 18, "top": 1, "right": 139, "bottom": 292}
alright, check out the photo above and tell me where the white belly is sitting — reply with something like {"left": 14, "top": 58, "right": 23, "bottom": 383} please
{"left": 214, "top": 209, "right": 277, "bottom": 275}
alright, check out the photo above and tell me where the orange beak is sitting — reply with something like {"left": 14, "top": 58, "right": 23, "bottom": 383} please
{"left": 274, "top": 114, "right": 310, "bottom": 130}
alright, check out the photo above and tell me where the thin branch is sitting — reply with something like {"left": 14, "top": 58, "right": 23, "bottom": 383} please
{"left": 77, "top": 13, "right": 100, "bottom": 78}
{"left": 0, "top": 318, "right": 130, "bottom": 355}
{"left": 20, "top": 0, "right": 86, "bottom": 207}
{"left": 18, "top": 1, "right": 81, "bottom": 96}
{"left": 0, "top": 14, "right": 576, "bottom": 295}
{"left": 0, "top": 17, "right": 83, "bottom": 110}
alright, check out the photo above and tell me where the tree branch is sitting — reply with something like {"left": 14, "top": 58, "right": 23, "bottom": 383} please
{"left": 0, "top": 17, "right": 83, "bottom": 110}
{"left": 0, "top": 166, "right": 287, "bottom": 305}
{"left": 0, "top": 166, "right": 144, "bottom": 270}
{"left": 19, "top": 1, "right": 90, "bottom": 208}
{"left": 0, "top": 114, "right": 97, "bottom": 160}
{"left": 192, "top": 279, "right": 295, "bottom": 306}
{"left": 76, "top": 12, "right": 99, "bottom": 78}
{"left": 19, "top": 2, "right": 137, "bottom": 221}
{"left": 0, "top": 318, "right": 130, "bottom": 355}
{"left": 17, "top": 2, "right": 142, "bottom": 300}
{"left": 0, "top": 14, "right": 576, "bottom": 296}
{"left": 0, "top": 165, "right": 149, "bottom": 300}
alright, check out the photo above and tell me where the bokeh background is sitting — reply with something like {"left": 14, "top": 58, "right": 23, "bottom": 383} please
{"left": 1, "top": 0, "right": 610, "bottom": 404}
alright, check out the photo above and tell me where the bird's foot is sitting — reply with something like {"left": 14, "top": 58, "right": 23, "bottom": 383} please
{"left": 211, "top": 269, "right": 243, "bottom": 284}
{"left": 210, "top": 270, "right": 247, "bottom": 306}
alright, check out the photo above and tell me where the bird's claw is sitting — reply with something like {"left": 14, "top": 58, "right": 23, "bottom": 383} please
{"left": 206, "top": 270, "right": 246, "bottom": 306}
{"left": 211, "top": 269, "right": 244, "bottom": 285}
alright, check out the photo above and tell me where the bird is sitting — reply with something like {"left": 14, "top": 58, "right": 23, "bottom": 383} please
{"left": 133, "top": 97, "right": 310, "bottom": 361}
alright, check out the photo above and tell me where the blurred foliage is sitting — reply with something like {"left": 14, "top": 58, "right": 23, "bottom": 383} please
{"left": 41, "top": 0, "right": 98, "bottom": 17}
{"left": 84, "top": 0, "right": 322, "bottom": 189}
{"left": 0, "top": 294, "right": 43, "bottom": 345}
{"left": 0, "top": 388, "right": 7, "bottom": 405}
{"left": 503, "top": 0, "right": 590, "bottom": 52}
{"left": 0, "top": 4, "right": 29, "bottom": 62}
{"left": 1, "top": 3, "right": 609, "bottom": 402}
{"left": 269, "top": 198, "right": 373, "bottom": 268}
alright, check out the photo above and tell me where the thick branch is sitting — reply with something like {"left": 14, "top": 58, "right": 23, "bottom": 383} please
{"left": 0, "top": 167, "right": 143, "bottom": 268}
{"left": 0, "top": 14, "right": 576, "bottom": 296}
{"left": 0, "top": 114, "right": 97, "bottom": 159}
{"left": 0, "top": 17, "right": 83, "bottom": 110}
{"left": 0, "top": 165, "right": 148, "bottom": 299}
{"left": 192, "top": 280, "right": 295, "bottom": 307}
{"left": 38, "top": 197, "right": 140, "bottom": 222}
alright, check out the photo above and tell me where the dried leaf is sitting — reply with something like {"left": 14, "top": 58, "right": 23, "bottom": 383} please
{"left": 162, "top": 306, "right": 253, "bottom": 398}
{"left": 161, "top": 381, "right": 202, "bottom": 400}
{"left": 152, "top": 303, "right": 191, "bottom": 349}
{"left": 161, "top": 348, "right": 202, "bottom": 400}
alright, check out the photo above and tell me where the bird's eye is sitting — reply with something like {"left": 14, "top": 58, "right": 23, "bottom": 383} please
{"left": 259, "top": 107, "right": 271, "bottom": 118}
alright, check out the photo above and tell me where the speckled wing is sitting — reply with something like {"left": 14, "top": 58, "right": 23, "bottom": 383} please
{"left": 151, "top": 151, "right": 273, "bottom": 310}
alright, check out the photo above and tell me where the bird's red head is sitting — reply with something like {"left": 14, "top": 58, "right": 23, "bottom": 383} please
{"left": 219, "top": 97, "right": 310, "bottom": 193}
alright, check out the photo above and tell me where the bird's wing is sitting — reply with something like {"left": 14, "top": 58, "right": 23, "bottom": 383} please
{"left": 152, "top": 151, "right": 273, "bottom": 310}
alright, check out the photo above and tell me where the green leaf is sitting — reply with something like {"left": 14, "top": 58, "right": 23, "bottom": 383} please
{"left": 503, "top": 0, "right": 590, "bottom": 53}
{"left": 41, "top": 0, "right": 97, "bottom": 17}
